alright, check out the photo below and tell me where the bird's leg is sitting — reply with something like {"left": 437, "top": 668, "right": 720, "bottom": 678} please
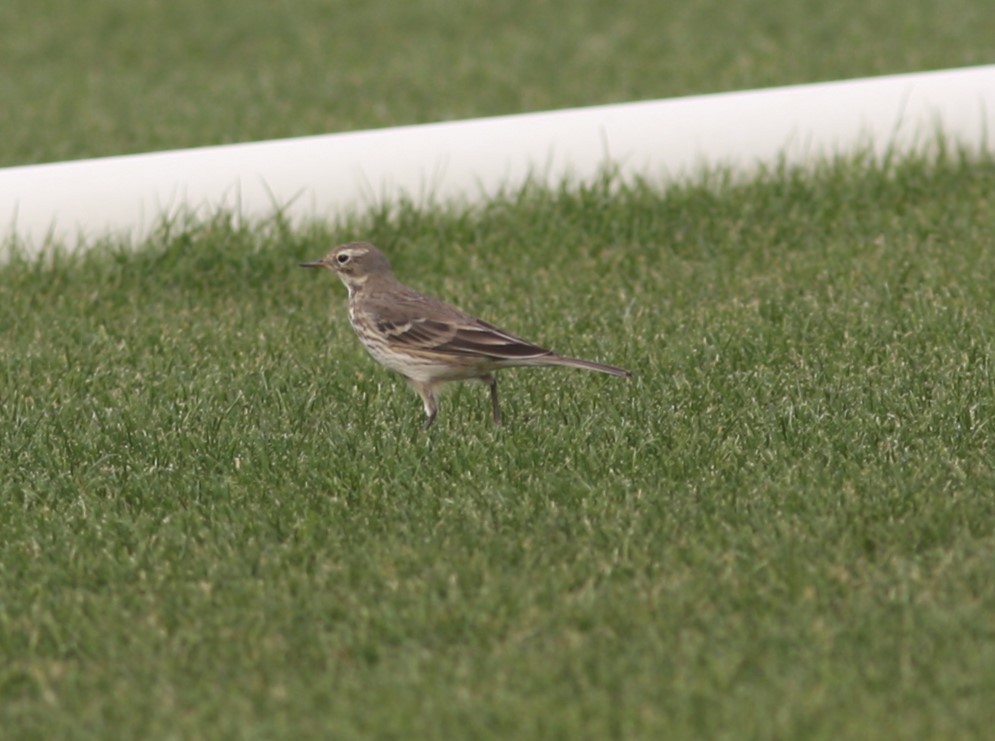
{"left": 421, "top": 389, "right": 438, "bottom": 429}
{"left": 408, "top": 379, "right": 439, "bottom": 429}
{"left": 482, "top": 373, "right": 501, "bottom": 425}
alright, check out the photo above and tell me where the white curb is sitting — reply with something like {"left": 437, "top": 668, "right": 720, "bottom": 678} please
{"left": 2, "top": 65, "right": 993, "bottom": 253}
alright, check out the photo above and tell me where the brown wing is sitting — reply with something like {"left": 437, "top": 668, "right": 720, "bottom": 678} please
{"left": 376, "top": 316, "right": 554, "bottom": 361}
{"left": 364, "top": 282, "right": 554, "bottom": 361}
{"left": 444, "top": 317, "right": 555, "bottom": 359}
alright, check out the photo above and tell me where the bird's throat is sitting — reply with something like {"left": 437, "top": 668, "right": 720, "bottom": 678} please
{"left": 339, "top": 273, "right": 369, "bottom": 298}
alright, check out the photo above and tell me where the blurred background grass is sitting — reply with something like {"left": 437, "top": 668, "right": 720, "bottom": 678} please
{"left": 2, "top": 0, "right": 994, "bottom": 166}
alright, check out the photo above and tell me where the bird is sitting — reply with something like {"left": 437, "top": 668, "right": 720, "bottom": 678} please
{"left": 300, "top": 241, "right": 632, "bottom": 428}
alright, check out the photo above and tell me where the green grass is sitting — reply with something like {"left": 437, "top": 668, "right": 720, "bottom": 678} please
{"left": 4, "top": 1, "right": 995, "bottom": 737}
{"left": 2, "top": 148, "right": 995, "bottom": 738}
{"left": 3, "top": 0, "right": 995, "bottom": 166}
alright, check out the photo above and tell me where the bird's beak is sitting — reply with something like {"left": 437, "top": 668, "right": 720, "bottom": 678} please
{"left": 299, "top": 259, "right": 325, "bottom": 269}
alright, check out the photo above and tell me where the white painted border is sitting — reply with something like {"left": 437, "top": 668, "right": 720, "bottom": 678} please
{"left": 2, "top": 65, "right": 993, "bottom": 252}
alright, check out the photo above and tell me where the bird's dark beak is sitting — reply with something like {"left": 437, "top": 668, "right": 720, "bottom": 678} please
{"left": 299, "top": 259, "right": 325, "bottom": 269}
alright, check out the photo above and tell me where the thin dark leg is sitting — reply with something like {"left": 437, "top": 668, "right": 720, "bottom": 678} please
{"left": 485, "top": 374, "right": 501, "bottom": 425}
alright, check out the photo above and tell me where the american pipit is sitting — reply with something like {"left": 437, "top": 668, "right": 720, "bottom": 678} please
{"left": 300, "top": 241, "right": 632, "bottom": 427}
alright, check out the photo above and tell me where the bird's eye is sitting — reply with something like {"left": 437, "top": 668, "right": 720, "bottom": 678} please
{"left": 336, "top": 253, "right": 350, "bottom": 264}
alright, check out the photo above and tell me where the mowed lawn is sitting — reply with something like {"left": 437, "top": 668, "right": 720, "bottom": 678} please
{"left": 3, "top": 151, "right": 995, "bottom": 738}
{"left": 4, "top": 0, "right": 995, "bottom": 738}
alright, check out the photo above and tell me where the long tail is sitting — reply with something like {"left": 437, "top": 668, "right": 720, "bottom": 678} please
{"left": 541, "top": 354, "right": 633, "bottom": 378}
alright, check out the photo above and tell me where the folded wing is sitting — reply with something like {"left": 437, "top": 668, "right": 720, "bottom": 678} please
{"left": 377, "top": 317, "right": 553, "bottom": 360}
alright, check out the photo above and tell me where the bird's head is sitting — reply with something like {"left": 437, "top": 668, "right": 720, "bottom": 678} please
{"left": 300, "top": 241, "right": 392, "bottom": 292}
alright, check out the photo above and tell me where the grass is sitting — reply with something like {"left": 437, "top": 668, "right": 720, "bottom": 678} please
{"left": 2, "top": 148, "right": 995, "bottom": 738}
{"left": 3, "top": 0, "right": 995, "bottom": 166}
{"left": 4, "top": 0, "right": 995, "bottom": 736}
